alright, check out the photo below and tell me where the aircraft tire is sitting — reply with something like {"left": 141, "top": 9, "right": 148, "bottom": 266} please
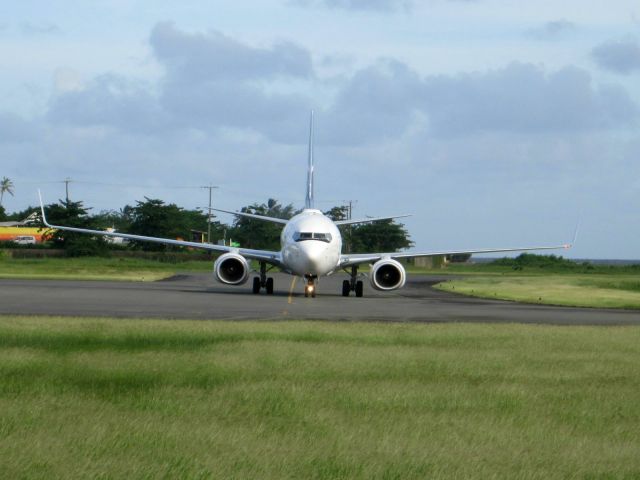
{"left": 252, "top": 277, "right": 260, "bottom": 294}
{"left": 266, "top": 277, "right": 274, "bottom": 294}
{"left": 355, "top": 280, "right": 364, "bottom": 298}
{"left": 342, "top": 280, "right": 350, "bottom": 297}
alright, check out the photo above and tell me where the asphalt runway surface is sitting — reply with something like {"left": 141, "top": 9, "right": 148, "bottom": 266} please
{"left": 2, "top": 273, "right": 640, "bottom": 324}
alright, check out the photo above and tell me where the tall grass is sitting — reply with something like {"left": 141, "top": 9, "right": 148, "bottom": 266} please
{"left": 1, "top": 317, "right": 640, "bottom": 478}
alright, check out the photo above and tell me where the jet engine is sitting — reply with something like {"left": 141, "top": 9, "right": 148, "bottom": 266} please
{"left": 370, "top": 258, "right": 406, "bottom": 291}
{"left": 213, "top": 253, "right": 250, "bottom": 285}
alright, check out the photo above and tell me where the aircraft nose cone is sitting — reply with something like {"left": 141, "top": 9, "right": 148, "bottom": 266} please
{"left": 300, "top": 242, "right": 327, "bottom": 273}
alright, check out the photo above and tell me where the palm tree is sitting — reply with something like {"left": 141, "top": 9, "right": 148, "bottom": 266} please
{"left": 0, "top": 177, "right": 14, "bottom": 207}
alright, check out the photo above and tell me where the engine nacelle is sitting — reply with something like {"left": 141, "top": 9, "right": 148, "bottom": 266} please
{"left": 370, "top": 258, "right": 406, "bottom": 291}
{"left": 213, "top": 253, "right": 250, "bottom": 285}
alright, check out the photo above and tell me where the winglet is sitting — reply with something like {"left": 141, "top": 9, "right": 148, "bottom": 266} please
{"left": 37, "top": 189, "right": 52, "bottom": 228}
{"left": 567, "top": 216, "right": 581, "bottom": 249}
{"left": 305, "top": 110, "right": 314, "bottom": 209}
{"left": 559, "top": 218, "right": 580, "bottom": 250}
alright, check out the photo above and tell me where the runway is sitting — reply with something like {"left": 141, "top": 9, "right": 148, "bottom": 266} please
{"left": 0, "top": 274, "right": 640, "bottom": 325}
{"left": 1, "top": 273, "right": 639, "bottom": 324}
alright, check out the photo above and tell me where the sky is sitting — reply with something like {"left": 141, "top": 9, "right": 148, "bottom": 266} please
{"left": 1, "top": 0, "right": 639, "bottom": 258}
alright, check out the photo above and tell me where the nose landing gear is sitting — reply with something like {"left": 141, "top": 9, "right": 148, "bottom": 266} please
{"left": 304, "top": 275, "right": 317, "bottom": 298}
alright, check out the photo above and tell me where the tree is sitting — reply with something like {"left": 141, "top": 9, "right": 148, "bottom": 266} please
{"left": 0, "top": 205, "right": 6, "bottom": 222}
{"left": 324, "top": 206, "right": 349, "bottom": 221}
{"left": 324, "top": 205, "right": 355, "bottom": 252}
{"left": 6, "top": 206, "right": 39, "bottom": 222}
{"left": 45, "top": 199, "right": 108, "bottom": 257}
{"left": 324, "top": 205, "right": 412, "bottom": 254}
{"left": 0, "top": 177, "right": 14, "bottom": 207}
{"left": 350, "top": 220, "right": 413, "bottom": 253}
{"left": 126, "top": 198, "right": 220, "bottom": 251}
{"left": 92, "top": 209, "right": 133, "bottom": 233}
{"left": 228, "top": 199, "right": 297, "bottom": 250}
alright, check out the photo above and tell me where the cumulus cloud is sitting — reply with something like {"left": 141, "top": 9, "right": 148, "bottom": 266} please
{"left": 148, "top": 22, "right": 314, "bottom": 143}
{"left": 150, "top": 22, "right": 313, "bottom": 82}
{"left": 321, "top": 61, "right": 637, "bottom": 143}
{"left": 45, "top": 24, "right": 315, "bottom": 142}
{"left": 591, "top": 38, "right": 640, "bottom": 74}
{"left": 47, "top": 74, "right": 168, "bottom": 134}
{"left": 421, "top": 63, "right": 638, "bottom": 136}
{"left": 525, "top": 20, "right": 575, "bottom": 41}
{"left": 321, "top": 60, "right": 422, "bottom": 144}
{"left": 42, "top": 24, "right": 639, "bottom": 149}
{"left": 290, "top": 0, "right": 413, "bottom": 12}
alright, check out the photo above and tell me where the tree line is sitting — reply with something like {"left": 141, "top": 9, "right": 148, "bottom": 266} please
{"left": 1, "top": 197, "right": 412, "bottom": 256}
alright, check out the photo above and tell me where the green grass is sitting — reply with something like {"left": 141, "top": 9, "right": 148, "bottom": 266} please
{"left": 0, "top": 256, "right": 213, "bottom": 281}
{"left": 1, "top": 317, "right": 640, "bottom": 479}
{"left": 436, "top": 274, "right": 640, "bottom": 309}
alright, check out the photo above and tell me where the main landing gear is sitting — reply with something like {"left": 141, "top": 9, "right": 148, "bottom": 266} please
{"left": 342, "top": 265, "right": 364, "bottom": 297}
{"left": 252, "top": 262, "right": 274, "bottom": 294}
{"left": 304, "top": 275, "right": 317, "bottom": 298}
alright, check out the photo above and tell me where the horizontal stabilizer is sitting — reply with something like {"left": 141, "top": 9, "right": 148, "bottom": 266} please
{"left": 335, "top": 214, "right": 411, "bottom": 226}
{"left": 207, "top": 207, "right": 289, "bottom": 225}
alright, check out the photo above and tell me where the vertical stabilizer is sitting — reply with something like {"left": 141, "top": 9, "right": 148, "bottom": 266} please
{"left": 305, "top": 110, "right": 314, "bottom": 209}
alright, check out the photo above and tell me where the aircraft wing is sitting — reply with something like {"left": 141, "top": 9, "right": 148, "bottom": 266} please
{"left": 339, "top": 243, "right": 572, "bottom": 268}
{"left": 38, "top": 192, "right": 282, "bottom": 266}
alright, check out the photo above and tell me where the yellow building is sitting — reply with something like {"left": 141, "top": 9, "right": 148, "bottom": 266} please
{"left": 0, "top": 227, "right": 50, "bottom": 243}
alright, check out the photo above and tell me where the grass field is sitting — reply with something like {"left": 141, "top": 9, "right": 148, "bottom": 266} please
{"left": 1, "top": 317, "right": 640, "bottom": 479}
{"left": 436, "top": 274, "right": 640, "bottom": 309}
{"left": 0, "top": 256, "right": 212, "bottom": 281}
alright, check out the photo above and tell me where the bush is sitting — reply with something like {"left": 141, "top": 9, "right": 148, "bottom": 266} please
{"left": 491, "top": 254, "right": 579, "bottom": 271}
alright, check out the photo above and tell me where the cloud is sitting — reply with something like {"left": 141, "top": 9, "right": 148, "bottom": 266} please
{"left": 0, "top": 112, "right": 38, "bottom": 143}
{"left": 290, "top": 0, "right": 412, "bottom": 12}
{"left": 21, "top": 22, "right": 61, "bottom": 36}
{"left": 45, "top": 24, "right": 315, "bottom": 142}
{"left": 150, "top": 22, "right": 313, "bottom": 82}
{"left": 148, "top": 22, "right": 314, "bottom": 143}
{"left": 42, "top": 24, "right": 639, "bottom": 150}
{"left": 421, "top": 63, "right": 638, "bottom": 136}
{"left": 525, "top": 20, "right": 575, "bottom": 41}
{"left": 47, "top": 74, "right": 168, "bottom": 134}
{"left": 591, "top": 38, "right": 640, "bottom": 74}
{"left": 321, "top": 60, "right": 423, "bottom": 144}
{"left": 321, "top": 61, "right": 638, "bottom": 143}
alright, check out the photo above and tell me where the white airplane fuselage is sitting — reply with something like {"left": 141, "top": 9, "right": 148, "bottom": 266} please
{"left": 280, "top": 209, "right": 342, "bottom": 277}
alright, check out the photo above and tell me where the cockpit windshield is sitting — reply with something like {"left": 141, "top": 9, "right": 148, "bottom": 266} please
{"left": 294, "top": 232, "right": 332, "bottom": 243}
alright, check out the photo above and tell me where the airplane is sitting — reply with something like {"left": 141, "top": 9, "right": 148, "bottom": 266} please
{"left": 38, "top": 112, "right": 573, "bottom": 298}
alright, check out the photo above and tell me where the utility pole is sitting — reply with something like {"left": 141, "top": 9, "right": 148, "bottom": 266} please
{"left": 64, "top": 177, "right": 72, "bottom": 203}
{"left": 343, "top": 199, "right": 357, "bottom": 253}
{"left": 201, "top": 184, "right": 219, "bottom": 244}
